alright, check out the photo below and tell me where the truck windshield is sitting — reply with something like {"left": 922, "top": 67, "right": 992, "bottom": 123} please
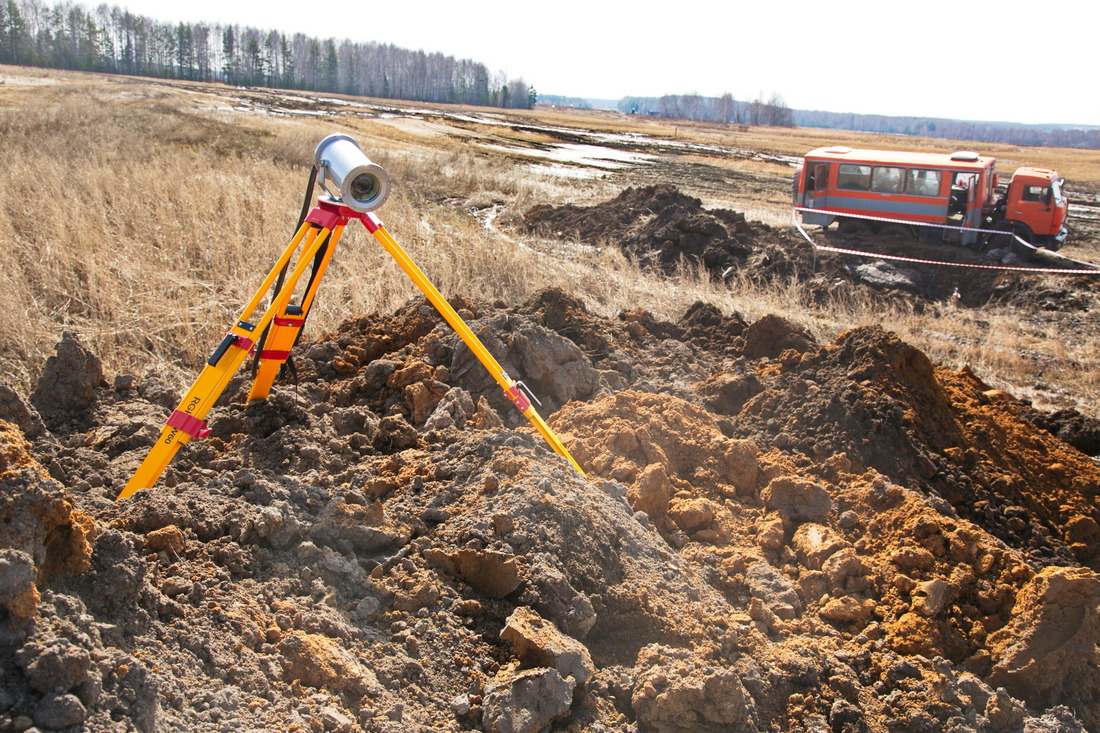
{"left": 1052, "top": 177, "right": 1066, "bottom": 205}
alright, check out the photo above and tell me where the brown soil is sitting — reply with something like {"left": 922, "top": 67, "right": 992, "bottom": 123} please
{"left": 3, "top": 276, "right": 1100, "bottom": 732}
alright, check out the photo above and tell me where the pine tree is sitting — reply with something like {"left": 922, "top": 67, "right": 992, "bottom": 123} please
{"left": 0, "top": 0, "right": 27, "bottom": 64}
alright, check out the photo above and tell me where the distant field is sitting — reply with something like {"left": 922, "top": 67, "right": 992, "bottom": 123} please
{"left": 2, "top": 64, "right": 1099, "bottom": 418}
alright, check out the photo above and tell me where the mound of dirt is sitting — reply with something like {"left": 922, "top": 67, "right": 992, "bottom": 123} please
{"left": 523, "top": 185, "right": 1100, "bottom": 308}
{"left": 2, "top": 290, "right": 1100, "bottom": 731}
{"left": 1019, "top": 405, "right": 1100, "bottom": 456}
{"left": 524, "top": 185, "right": 808, "bottom": 280}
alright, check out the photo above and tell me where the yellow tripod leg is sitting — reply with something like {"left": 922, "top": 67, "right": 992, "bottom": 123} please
{"left": 359, "top": 212, "right": 585, "bottom": 476}
{"left": 118, "top": 220, "right": 337, "bottom": 499}
{"left": 247, "top": 222, "right": 345, "bottom": 402}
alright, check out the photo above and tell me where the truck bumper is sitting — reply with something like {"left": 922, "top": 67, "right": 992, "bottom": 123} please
{"left": 1051, "top": 226, "right": 1068, "bottom": 250}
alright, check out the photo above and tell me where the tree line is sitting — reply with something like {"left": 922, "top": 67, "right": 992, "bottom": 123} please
{"left": 618, "top": 92, "right": 794, "bottom": 127}
{"left": 793, "top": 110, "right": 1100, "bottom": 150}
{"left": 602, "top": 92, "right": 1100, "bottom": 150}
{"left": 6, "top": 1, "right": 1092, "bottom": 147}
{"left": 0, "top": 0, "right": 536, "bottom": 108}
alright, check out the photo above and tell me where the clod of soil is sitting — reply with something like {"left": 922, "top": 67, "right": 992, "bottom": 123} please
{"left": 2, "top": 289, "right": 1099, "bottom": 731}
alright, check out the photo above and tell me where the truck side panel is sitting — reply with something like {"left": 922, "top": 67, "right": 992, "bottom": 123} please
{"left": 805, "top": 158, "right": 950, "bottom": 223}
{"left": 819, "top": 190, "right": 950, "bottom": 223}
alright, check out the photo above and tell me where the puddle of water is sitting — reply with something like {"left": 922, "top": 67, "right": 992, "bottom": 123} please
{"left": 0, "top": 75, "right": 59, "bottom": 87}
{"left": 193, "top": 85, "right": 801, "bottom": 172}
{"left": 528, "top": 164, "right": 606, "bottom": 180}
{"left": 482, "top": 142, "right": 654, "bottom": 170}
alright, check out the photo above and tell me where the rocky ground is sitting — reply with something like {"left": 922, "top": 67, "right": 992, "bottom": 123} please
{"left": 4, "top": 186, "right": 1100, "bottom": 733}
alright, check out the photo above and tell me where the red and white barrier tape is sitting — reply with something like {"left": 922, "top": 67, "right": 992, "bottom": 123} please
{"left": 791, "top": 208, "right": 1100, "bottom": 275}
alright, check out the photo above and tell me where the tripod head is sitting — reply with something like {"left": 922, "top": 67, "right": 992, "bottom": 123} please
{"left": 313, "top": 134, "right": 391, "bottom": 212}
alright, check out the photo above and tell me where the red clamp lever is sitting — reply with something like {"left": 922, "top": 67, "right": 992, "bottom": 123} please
{"left": 505, "top": 383, "right": 532, "bottom": 412}
{"left": 505, "top": 381, "right": 541, "bottom": 412}
{"left": 166, "top": 409, "right": 212, "bottom": 439}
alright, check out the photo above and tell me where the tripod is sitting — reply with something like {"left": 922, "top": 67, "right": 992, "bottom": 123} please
{"left": 117, "top": 145, "right": 583, "bottom": 500}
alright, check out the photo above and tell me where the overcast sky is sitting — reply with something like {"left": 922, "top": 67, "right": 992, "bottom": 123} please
{"left": 108, "top": 0, "right": 1096, "bottom": 126}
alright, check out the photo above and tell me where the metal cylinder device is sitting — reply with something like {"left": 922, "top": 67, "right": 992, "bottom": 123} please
{"left": 313, "top": 133, "right": 391, "bottom": 212}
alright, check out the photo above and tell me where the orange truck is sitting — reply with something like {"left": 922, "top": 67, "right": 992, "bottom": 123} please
{"left": 793, "top": 146, "right": 1068, "bottom": 249}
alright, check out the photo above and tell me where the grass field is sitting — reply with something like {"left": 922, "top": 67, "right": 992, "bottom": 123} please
{"left": 3, "top": 65, "right": 1099, "bottom": 417}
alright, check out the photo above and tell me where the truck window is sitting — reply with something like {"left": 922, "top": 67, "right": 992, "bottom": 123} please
{"left": 953, "top": 173, "right": 975, "bottom": 188}
{"left": 871, "top": 166, "right": 904, "bottom": 193}
{"left": 906, "top": 169, "right": 941, "bottom": 197}
{"left": 1022, "top": 185, "right": 1050, "bottom": 203}
{"left": 837, "top": 164, "right": 871, "bottom": 190}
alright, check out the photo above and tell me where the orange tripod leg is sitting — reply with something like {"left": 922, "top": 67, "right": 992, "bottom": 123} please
{"left": 247, "top": 216, "right": 346, "bottom": 402}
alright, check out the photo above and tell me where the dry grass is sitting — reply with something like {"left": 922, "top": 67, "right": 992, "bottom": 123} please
{"left": 2, "top": 68, "right": 1099, "bottom": 419}
{"left": 0, "top": 75, "right": 606, "bottom": 390}
{"left": 0, "top": 82, "right": 307, "bottom": 384}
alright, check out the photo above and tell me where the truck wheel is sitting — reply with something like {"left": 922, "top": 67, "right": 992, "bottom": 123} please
{"left": 838, "top": 218, "right": 870, "bottom": 235}
{"left": 989, "top": 224, "right": 1034, "bottom": 260}
{"left": 918, "top": 226, "right": 943, "bottom": 243}
{"left": 1008, "top": 226, "right": 1036, "bottom": 261}
{"left": 879, "top": 224, "right": 912, "bottom": 239}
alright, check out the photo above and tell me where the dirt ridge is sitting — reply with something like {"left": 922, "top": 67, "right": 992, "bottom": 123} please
{"left": 1, "top": 286, "right": 1099, "bottom": 732}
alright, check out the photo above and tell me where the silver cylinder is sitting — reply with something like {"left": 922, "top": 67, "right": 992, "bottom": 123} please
{"left": 313, "top": 133, "right": 391, "bottom": 213}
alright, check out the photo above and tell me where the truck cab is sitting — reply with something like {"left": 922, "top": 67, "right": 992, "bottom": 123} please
{"left": 997, "top": 167, "right": 1068, "bottom": 249}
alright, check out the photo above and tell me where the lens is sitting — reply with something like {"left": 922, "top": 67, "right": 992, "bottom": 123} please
{"left": 349, "top": 173, "right": 379, "bottom": 202}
